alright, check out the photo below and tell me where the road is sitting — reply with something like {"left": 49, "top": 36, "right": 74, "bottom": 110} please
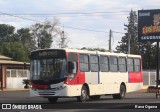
{"left": 0, "top": 90, "right": 159, "bottom": 103}
{"left": 0, "top": 90, "right": 160, "bottom": 111}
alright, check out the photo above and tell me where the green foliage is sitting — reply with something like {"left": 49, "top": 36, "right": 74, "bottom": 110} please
{"left": 16, "top": 28, "right": 36, "bottom": 52}
{"left": 115, "top": 10, "right": 156, "bottom": 69}
{"left": 0, "top": 24, "right": 15, "bottom": 42}
{"left": 30, "top": 19, "right": 61, "bottom": 49}
{"left": 0, "top": 19, "right": 67, "bottom": 62}
{"left": 116, "top": 10, "right": 139, "bottom": 54}
{"left": 81, "top": 47, "right": 108, "bottom": 52}
{"left": 2, "top": 42, "right": 29, "bottom": 62}
{"left": 22, "top": 79, "right": 30, "bottom": 85}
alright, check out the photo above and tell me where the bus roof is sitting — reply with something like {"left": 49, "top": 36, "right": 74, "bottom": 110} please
{"left": 31, "top": 48, "right": 141, "bottom": 58}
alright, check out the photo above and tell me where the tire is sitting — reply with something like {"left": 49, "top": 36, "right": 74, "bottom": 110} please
{"left": 48, "top": 97, "right": 58, "bottom": 103}
{"left": 77, "top": 86, "right": 88, "bottom": 102}
{"left": 89, "top": 95, "right": 100, "bottom": 100}
{"left": 113, "top": 84, "right": 126, "bottom": 99}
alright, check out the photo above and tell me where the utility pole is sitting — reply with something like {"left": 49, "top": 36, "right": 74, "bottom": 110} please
{"left": 128, "top": 31, "right": 131, "bottom": 54}
{"left": 156, "top": 41, "right": 160, "bottom": 98}
{"left": 61, "top": 30, "right": 66, "bottom": 48}
{"left": 109, "top": 29, "right": 112, "bottom": 52}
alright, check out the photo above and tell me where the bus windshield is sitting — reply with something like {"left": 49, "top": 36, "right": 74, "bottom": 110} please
{"left": 30, "top": 58, "right": 67, "bottom": 80}
{"left": 30, "top": 50, "right": 67, "bottom": 81}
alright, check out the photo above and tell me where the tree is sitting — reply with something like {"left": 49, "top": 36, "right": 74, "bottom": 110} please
{"left": 81, "top": 47, "right": 108, "bottom": 52}
{"left": 30, "top": 19, "right": 63, "bottom": 49}
{"left": 16, "top": 28, "right": 36, "bottom": 52}
{"left": 0, "top": 24, "right": 15, "bottom": 43}
{"left": 0, "top": 24, "right": 31, "bottom": 61}
{"left": 2, "top": 42, "right": 29, "bottom": 62}
{"left": 116, "top": 10, "right": 138, "bottom": 54}
{"left": 115, "top": 10, "right": 156, "bottom": 69}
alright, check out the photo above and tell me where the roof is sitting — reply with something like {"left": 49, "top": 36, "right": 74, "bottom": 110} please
{"left": 30, "top": 48, "right": 141, "bottom": 58}
{"left": 0, "top": 55, "right": 30, "bottom": 65}
{"left": 0, "top": 60, "right": 30, "bottom": 65}
{"left": 0, "top": 55, "right": 12, "bottom": 60}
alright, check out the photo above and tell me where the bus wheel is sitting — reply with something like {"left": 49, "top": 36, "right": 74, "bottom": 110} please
{"left": 48, "top": 97, "right": 58, "bottom": 103}
{"left": 77, "top": 86, "right": 88, "bottom": 102}
{"left": 113, "top": 84, "right": 126, "bottom": 99}
{"left": 89, "top": 95, "right": 100, "bottom": 100}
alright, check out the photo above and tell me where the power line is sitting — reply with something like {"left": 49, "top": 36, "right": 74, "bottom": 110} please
{"left": 63, "top": 25, "right": 108, "bottom": 33}
{"left": 0, "top": 11, "right": 42, "bottom": 23}
{"left": 0, "top": 11, "right": 125, "bottom": 34}
{"left": 0, "top": 11, "right": 130, "bottom": 16}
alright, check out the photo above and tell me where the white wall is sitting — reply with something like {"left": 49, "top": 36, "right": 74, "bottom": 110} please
{"left": 7, "top": 77, "right": 27, "bottom": 89}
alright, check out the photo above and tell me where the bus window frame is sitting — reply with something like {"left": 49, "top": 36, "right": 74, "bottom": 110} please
{"left": 90, "top": 54, "right": 99, "bottom": 72}
{"left": 68, "top": 52, "right": 78, "bottom": 80}
{"left": 99, "top": 55, "right": 109, "bottom": 72}
{"left": 80, "top": 54, "right": 90, "bottom": 72}
{"left": 109, "top": 56, "right": 118, "bottom": 72}
{"left": 118, "top": 57, "right": 127, "bottom": 72}
{"left": 127, "top": 58, "right": 134, "bottom": 72}
{"left": 134, "top": 58, "right": 141, "bottom": 72}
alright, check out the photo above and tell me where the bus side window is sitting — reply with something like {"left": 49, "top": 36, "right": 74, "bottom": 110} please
{"left": 118, "top": 57, "right": 127, "bottom": 72}
{"left": 90, "top": 55, "right": 99, "bottom": 72}
{"left": 80, "top": 54, "right": 89, "bottom": 72}
{"left": 68, "top": 53, "right": 78, "bottom": 80}
{"left": 127, "top": 58, "right": 134, "bottom": 72}
{"left": 100, "top": 55, "right": 109, "bottom": 72}
{"left": 109, "top": 56, "right": 118, "bottom": 72}
{"left": 134, "top": 58, "right": 140, "bottom": 72}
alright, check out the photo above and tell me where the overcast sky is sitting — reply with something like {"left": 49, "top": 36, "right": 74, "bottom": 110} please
{"left": 0, "top": 0, "right": 160, "bottom": 50}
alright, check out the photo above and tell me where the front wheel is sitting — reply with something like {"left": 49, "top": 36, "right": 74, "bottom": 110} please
{"left": 77, "top": 86, "right": 88, "bottom": 102}
{"left": 48, "top": 97, "right": 58, "bottom": 103}
{"left": 113, "top": 84, "right": 126, "bottom": 99}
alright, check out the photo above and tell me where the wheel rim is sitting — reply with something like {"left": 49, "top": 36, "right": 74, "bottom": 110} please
{"left": 81, "top": 89, "right": 87, "bottom": 100}
{"left": 120, "top": 86, "right": 125, "bottom": 97}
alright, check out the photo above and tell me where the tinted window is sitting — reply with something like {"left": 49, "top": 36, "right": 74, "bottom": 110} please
{"left": 80, "top": 54, "right": 89, "bottom": 72}
{"left": 118, "top": 57, "right": 127, "bottom": 72}
{"left": 90, "top": 55, "right": 99, "bottom": 72}
{"left": 100, "top": 56, "right": 109, "bottom": 72}
{"left": 134, "top": 58, "right": 141, "bottom": 72}
{"left": 109, "top": 57, "right": 118, "bottom": 72}
{"left": 127, "top": 58, "right": 134, "bottom": 72}
{"left": 68, "top": 53, "right": 78, "bottom": 80}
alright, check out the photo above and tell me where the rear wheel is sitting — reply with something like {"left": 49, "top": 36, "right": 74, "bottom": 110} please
{"left": 113, "top": 84, "right": 126, "bottom": 99}
{"left": 48, "top": 97, "right": 58, "bottom": 103}
{"left": 77, "top": 86, "right": 88, "bottom": 102}
{"left": 89, "top": 95, "right": 100, "bottom": 100}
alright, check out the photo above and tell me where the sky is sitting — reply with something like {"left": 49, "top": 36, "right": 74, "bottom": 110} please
{"left": 0, "top": 0, "right": 160, "bottom": 50}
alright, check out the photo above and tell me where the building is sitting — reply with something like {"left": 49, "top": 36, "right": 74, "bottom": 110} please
{"left": 0, "top": 55, "right": 30, "bottom": 90}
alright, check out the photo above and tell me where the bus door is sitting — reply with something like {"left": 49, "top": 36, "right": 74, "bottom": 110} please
{"left": 67, "top": 53, "right": 78, "bottom": 84}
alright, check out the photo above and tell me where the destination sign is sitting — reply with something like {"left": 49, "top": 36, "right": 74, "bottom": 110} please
{"left": 30, "top": 50, "right": 66, "bottom": 59}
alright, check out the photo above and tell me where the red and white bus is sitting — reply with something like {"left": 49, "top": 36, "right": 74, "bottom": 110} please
{"left": 29, "top": 48, "right": 143, "bottom": 103}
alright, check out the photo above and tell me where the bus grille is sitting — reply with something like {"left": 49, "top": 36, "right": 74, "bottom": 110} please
{"left": 38, "top": 91, "right": 55, "bottom": 96}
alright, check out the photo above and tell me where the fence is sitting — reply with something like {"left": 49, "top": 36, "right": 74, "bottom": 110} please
{"left": 143, "top": 71, "right": 157, "bottom": 86}
{"left": 6, "top": 69, "right": 30, "bottom": 89}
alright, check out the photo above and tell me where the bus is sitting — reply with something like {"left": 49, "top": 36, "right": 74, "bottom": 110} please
{"left": 29, "top": 48, "right": 143, "bottom": 103}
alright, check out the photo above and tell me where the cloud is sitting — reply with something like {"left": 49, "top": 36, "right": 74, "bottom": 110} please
{"left": 0, "top": 0, "right": 160, "bottom": 50}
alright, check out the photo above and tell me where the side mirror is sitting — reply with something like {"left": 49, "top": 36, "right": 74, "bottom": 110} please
{"left": 68, "top": 61, "right": 74, "bottom": 73}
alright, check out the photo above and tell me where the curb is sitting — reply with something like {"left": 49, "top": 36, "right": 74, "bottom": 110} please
{"left": 147, "top": 86, "right": 160, "bottom": 93}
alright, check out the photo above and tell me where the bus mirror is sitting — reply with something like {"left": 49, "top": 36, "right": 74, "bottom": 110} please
{"left": 68, "top": 61, "right": 74, "bottom": 73}
{"left": 68, "top": 61, "right": 74, "bottom": 69}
